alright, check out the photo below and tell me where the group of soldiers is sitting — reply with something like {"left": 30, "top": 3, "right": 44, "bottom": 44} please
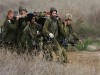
{"left": 2, "top": 6, "right": 81, "bottom": 63}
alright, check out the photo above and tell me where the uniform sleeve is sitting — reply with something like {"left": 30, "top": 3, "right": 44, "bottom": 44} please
{"left": 23, "top": 25, "right": 31, "bottom": 41}
{"left": 5, "top": 20, "right": 17, "bottom": 30}
{"left": 69, "top": 25, "right": 79, "bottom": 40}
{"left": 43, "top": 18, "right": 50, "bottom": 36}
{"left": 24, "top": 25, "right": 30, "bottom": 34}
{"left": 58, "top": 21, "right": 66, "bottom": 36}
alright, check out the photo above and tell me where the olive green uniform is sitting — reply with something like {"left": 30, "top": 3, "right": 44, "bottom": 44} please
{"left": 43, "top": 17, "right": 67, "bottom": 62}
{"left": 2, "top": 19, "right": 17, "bottom": 44}
{"left": 63, "top": 24, "right": 79, "bottom": 40}
{"left": 17, "top": 17, "right": 27, "bottom": 43}
{"left": 23, "top": 22, "right": 42, "bottom": 52}
{"left": 59, "top": 24, "right": 79, "bottom": 50}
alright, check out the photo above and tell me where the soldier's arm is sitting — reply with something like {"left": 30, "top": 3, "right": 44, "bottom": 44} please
{"left": 6, "top": 20, "right": 17, "bottom": 30}
{"left": 23, "top": 25, "right": 31, "bottom": 40}
{"left": 23, "top": 25, "right": 30, "bottom": 34}
{"left": 58, "top": 21, "right": 66, "bottom": 36}
{"left": 43, "top": 19, "right": 50, "bottom": 36}
{"left": 18, "top": 17, "right": 27, "bottom": 28}
{"left": 70, "top": 25, "right": 79, "bottom": 41}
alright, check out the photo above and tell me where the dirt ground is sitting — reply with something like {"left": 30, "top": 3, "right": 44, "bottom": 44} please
{"left": 0, "top": 49, "right": 100, "bottom": 75}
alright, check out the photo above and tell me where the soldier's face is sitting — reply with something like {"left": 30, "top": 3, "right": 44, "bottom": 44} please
{"left": 67, "top": 20, "right": 72, "bottom": 25}
{"left": 65, "top": 19, "right": 72, "bottom": 25}
{"left": 8, "top": 13, "right": 14, "bottom": 20}
{"left": 31, "top": 17, "right": 35, "bottom": 23}
{"left": 19, "top": 10, "right": 26, "bottom": 15}
{"left": 51, "top": 11, "right": 57, "bottom": 17}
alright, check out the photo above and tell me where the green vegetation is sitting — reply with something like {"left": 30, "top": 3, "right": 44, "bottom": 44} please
{"left": 75, "top": 38, "right": 100, "bottom": 51}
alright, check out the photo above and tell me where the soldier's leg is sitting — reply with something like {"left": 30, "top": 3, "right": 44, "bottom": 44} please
{"left": 61, "top": 47, "right": 67, "bottom": 63}
{"left": 43, "top": 43, "right": 53, "bottom": 61}
{"left": 53, "top": 40, "right": 62, "bottom": 61}
{"left": 55, "top": 41, "right": 68, "bottom": 63}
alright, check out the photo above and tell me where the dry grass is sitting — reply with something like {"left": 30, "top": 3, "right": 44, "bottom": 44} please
{"left": 0, "top": 48, "right": 100, "bottom": 75}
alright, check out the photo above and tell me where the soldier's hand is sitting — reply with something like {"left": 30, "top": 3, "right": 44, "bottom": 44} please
{"left": 49, "top": 33, "right": 54, "bottom": 38}
{"left": 8, "top": 20, "right": 11, "bottom": 23}
{"left": 16, "top": 15, "right": 20, "bottom": 20}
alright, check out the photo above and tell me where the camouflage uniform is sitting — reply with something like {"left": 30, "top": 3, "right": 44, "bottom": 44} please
{"left": 59, "top": 24, "right": 79, "bottom": 49}
{"left": 63, "top": 24, "right": 79, "bottom": 41}
{"left": 23, "top": 22, "right": 42, "bottom": 53}
{"left": 2, "top": 18, "right": 18, "bottom": 44}
{"left": 59, "top": 14, "right": 79, "bottom": 50}
{"left": 17, "top": 6, "right": 27, "bottom": 46}
{"left": 17, "top": 17, "right": 27, "bottom": 39}
{"left": 43, "top": 10, "right": 67, "bottom": 62}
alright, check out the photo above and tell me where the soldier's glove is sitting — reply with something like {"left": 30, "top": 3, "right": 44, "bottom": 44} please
{"left": 49, "top": 33, "right": 54, "bottom": 38}
{"left": 8, "top": 20, "right": 11, "bottom": 23}
{"left": 37, "top": 31, "right": 40, "bottom": 35}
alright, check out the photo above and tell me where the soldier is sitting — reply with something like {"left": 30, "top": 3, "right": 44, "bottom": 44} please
{"left": 2, "top": 9, "right": 18, "bottom": 45}
{"left": 23, "top": 13, "right": 42, "bottom": 54}
{"left": 43, "top": 7, "right": 67, "bottom": 63}
{"left": 59, "top": 13, "right": 81, "bottom": 50}
{"left": 17, "top": 6, "right": 28, "bottom": 45}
